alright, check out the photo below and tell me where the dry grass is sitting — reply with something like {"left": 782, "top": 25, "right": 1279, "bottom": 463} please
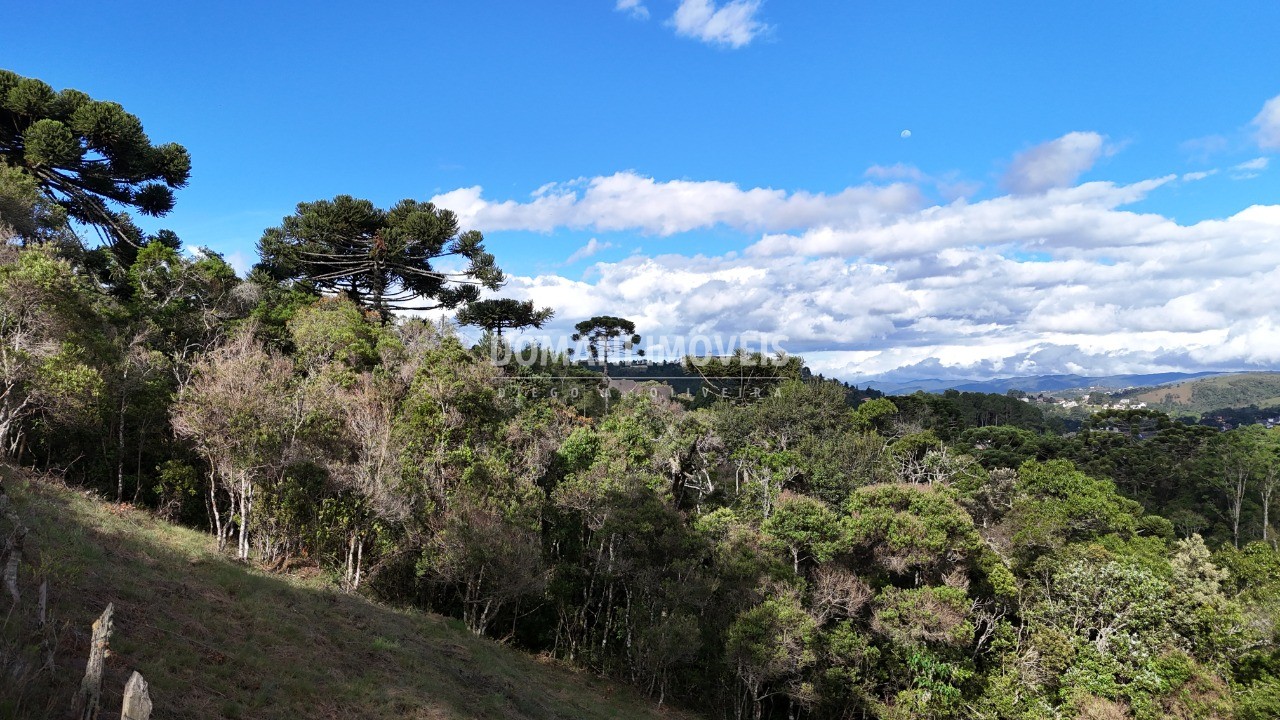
{"left": 0, "top": 466, "right": 698, "bottom": 720}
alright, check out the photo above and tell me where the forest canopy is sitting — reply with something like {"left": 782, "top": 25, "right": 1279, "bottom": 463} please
{"left": 3, "top": 69, "right": 1280, "bottom": 720}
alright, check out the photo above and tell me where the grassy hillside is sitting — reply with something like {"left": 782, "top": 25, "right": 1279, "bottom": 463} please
{"left": 1120, "top": 371, "right": 1280, "bottom": 415}
{"left": 0, "top": 467, "right": 695, "bottom": 720}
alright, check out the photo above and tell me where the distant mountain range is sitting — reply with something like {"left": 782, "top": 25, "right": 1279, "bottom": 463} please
{"left": 858, "top": 371, "right": 1229, "bottom": 396}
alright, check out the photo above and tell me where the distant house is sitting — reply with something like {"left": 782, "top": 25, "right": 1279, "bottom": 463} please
{"left": 607, "top": 378, "right": 674, "bottom": 399}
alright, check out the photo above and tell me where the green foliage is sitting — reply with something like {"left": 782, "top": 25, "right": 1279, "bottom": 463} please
{"left": 4, "top": 164, "right": 1278, "bottom": 718}
{"left": 0, "top": 245, "right": 112, "bottom": 457}
{"left": 288, "top": 296, "right": 386, "bottom": 371}
{"left": 872, "top": 585, "right": 973, "bottom": 650}
{"left": 681, "top": 348, "right": 803, "bottom": 402}
{"left": 956, "top": 425, "right": 1049, "bottom": 469}
{"left": 763, "top": 494, "right": 841, "bottom": 572}
{"left": 571, "top": 316, "right": 643, "bottom": 372}
{"left": 726, "top": 595, "right": 817, "bottom": 699}
{"left": 1006, "top": 460, "right": 1143, "bottom": 566}
{"left": 1237, "top": 676, "right": 1280, "bottom": 720}
{"left": 850, "top": 397, "right": 898, "bottom": 433}
{"left": 455, "top": 297, "right": 553, "bottom": 336}
{"left": 257, "top": 194, "right": 504, "bottom": 316}
{"left": 0, "top": 163, "right": 72, "bottom": 244}
{"left": 0, "top": 69, "right": 190, "bottom": 253}
{"left": 843, "top": 484, "right": 981, "bottom": 582}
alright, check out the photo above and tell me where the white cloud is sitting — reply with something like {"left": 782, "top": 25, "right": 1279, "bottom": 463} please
{"left": 748, "top": 177, "right": 1175, "bottom": 259}
{"left": 615, "top": 0, "right": 649, "bottom": 20}
{"left": 669, "top": 0, "right": 768, "bottom": 48}
{"left": 473, "top": 171, "right": 1280, "bottom": 381}
{"left": 1231, "top": 157, "right": 1269, "bottom": 179}
{"left": 432, "top": 172, "right": 922, "bottom": 236}
{"left": 1181, "top": 170, "right": 1217, "bottom": 182}
{"left": 1180, "top": 135, "right": 1228, "bottom": 162}
{"left": 1253, "top": 94, "right": 1280, "bottom": 150}
{"left": 566, "top": 238, "right": 615, "bottom": 264}
{"left": 864, "top": 164, "right": 981, "bottom": 202}
{"left": 1001, "top": 131, "right": 1109, "bottom": 194}
{"left": 224, "top": 251, "right": 252, "bottom": 277}
{"left": 865, "top": 163, "right": 928, "bottom": 182}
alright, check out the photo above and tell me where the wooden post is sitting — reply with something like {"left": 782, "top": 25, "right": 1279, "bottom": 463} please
{"left": 1, "top": 483, "right": 23, "bottom": 605}
{"left": 1, "top": 525, "right": 20, "bottom": 603}
{"left": 121, "top": 671, "right": 152, "bottom": 720}
{"left": 74, "top": 603, "right": 114, "bottom": 720}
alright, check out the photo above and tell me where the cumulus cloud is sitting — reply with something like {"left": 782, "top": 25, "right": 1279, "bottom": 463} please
{"left": 1001, "top": 131, "right": 1109, "bottom": 194}
{"left": 748, "top": 177, "right": 1176, "bottom": 259}
{"left": 1253, "top": 94, "right": 1280, "bottom": 150}
{"left": 669, "top": 0, "right": 768, "bottom": 48}
{"left": 432, "top": 172, "right": 922, "bottom": 236}
{"left": 565, "top": 238, "right": 615, "bottom": 264}
{"left": 476, "top": 171, "right": 1280, "bottom": 380}
{"left": 615, "top": 0, "right": 649, "bottom": 20}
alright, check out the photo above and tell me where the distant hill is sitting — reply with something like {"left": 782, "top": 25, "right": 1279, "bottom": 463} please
{"left": 1115, "top": 371, "right": 1280, "bottom": 416}
{"left": 578, "top": 360, "right": 882, "bottom": 405}
{"left": 861, "top": 371, "right": 1224, "bottom": 396}
{"left": 0, "top": 468, "right": 695, "bottom": 720}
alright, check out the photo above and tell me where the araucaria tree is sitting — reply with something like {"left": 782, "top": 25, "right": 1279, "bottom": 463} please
{"left": 572, "top": 315, "right": 643, "bottom": 411}
{"left": 0, "top": 69, "right": 191, "bottom": 251}
{"left": 455, "top": 298, "right": 554, "bottom": 337}
{"left": 572, "top": 315, "right": 643, "bottom": 378}
{"left": 257, "top": 195, "right": 504, "bottom": 318}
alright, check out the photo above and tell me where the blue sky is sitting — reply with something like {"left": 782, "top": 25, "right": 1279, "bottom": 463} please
{"left": 9, "top": 1, "right": 1280, "bottom": 381}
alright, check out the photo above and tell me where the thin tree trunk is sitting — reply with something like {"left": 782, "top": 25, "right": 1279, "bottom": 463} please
{"left": 354, "top": 537, "right": 363, "bottom": 590}
{"left": 210, "top": 481, "right": 225, "bottom": 551}
{"left": 116, "top": 390, "right": 126, "bottom": 501}
{"left": 238, "top": 474, "right": 253, "bottom": 561}
{"left": 133, "top": 422, "right": 146, "bottom": 504}
{"left": 1263, "top": 470, "right": 1276, "bottom": 545}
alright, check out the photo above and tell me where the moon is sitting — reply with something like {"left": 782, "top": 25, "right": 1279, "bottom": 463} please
{"left": 900, "top": 129, "right": 912, "bottom": 139}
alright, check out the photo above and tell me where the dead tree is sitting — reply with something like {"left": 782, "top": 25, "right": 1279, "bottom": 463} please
{"left": 73, "top": 603, "right": 114, "bottom": 720}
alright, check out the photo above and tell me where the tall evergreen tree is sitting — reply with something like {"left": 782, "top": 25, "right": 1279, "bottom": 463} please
{"left": 257, "top": 195, "right": 504, "bottom": 318}
{"left": 0, "top": 70, "right": 191, "bottom": 253}
{"left": 456, "top": 298, "right": 554, "bottom": 337}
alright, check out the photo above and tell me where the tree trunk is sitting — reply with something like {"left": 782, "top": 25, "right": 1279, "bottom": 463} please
{"left": 345, "top": 533, "right": 356, "bottom": 587}
{"left": 237, "top": 474, "right": 253, "bottom": 561}
{"left": 116, "top": 390, "right": 126, "bottom": 502}
{"left": 0, "top": 392, "right": 32, "bottom": 459}
{"left": 354, "top": 537, "right": 363, "bottom": 590}
{"left": 133, "top": 421, "right": 146, "bottom": 504}
{"left": 209, "top": 481, "right": 225, "bottom": 552}
{"left": 1263, "top": 469, "right": 1276, "bottom": 546}
{"left": 1232, "top": 469, "right": 1247, "bottom": 549}
{"left": 602, "top": 346, "right": 610, "bottom": 413}
{"left": 1225, "top": 464, "right": 1249, "bottom": 549}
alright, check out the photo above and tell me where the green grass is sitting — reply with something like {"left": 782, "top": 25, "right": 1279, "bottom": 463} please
{"left": 0, "top": 466, "right": 697, "bottom": 719}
